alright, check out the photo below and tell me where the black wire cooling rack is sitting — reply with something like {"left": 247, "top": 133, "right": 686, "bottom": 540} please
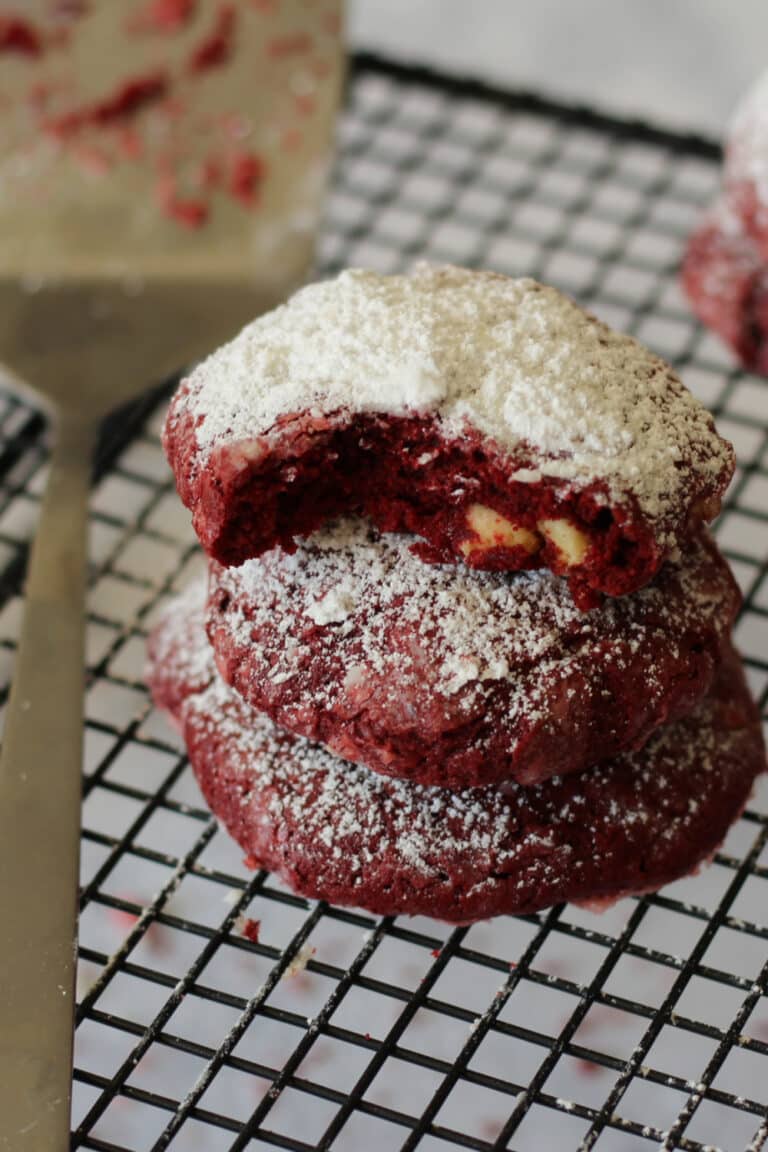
{"left": 0, "top": 54, "right": 766, "bottom": 1152}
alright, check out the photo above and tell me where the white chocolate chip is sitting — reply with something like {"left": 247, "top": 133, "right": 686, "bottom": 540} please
{"left": 460, "top": 503, "right": 541, "bottom": 557}
{"left": 538, "top": 518, "right": 590, "bottom": 566}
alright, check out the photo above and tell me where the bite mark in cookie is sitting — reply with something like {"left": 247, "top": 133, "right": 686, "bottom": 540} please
{"left": 164, "top": 265, "right": 734, "bottom": 606}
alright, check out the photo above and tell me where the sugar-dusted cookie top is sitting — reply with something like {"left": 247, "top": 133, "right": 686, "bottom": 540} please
{"left": 182, "top": 265, "right": 730, "bottom": 520}
{"left": 164, "top": 265, "right": 734, "bottom": 603}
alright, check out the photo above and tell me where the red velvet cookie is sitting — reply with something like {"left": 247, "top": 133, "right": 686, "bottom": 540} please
{"left": 205, "top": 518, "right": 739, "bottom": 788}
{"left": 681, "top": 200, "right": 768, "bottom": 373}
{"left": 147, "top": 589, "right": 766, "bottom": 924}
{"left": 164, "top": 266, "right": 734, "bottom": 609}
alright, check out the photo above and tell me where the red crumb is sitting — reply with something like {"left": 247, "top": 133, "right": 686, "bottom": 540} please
{"left": 156, "top": 175, "right": 209, "bottom": 228}
{"left": 430, "top": 948, "right": 440, "bottom": 958}
{"left": 364, "top": 1032, "right": 372, "bottom": 1041}
{"left": 509, "top": 960, "right": 517, "bottom": 969}
{"left": 131, "top": 0, "right": 196, "bottom": 33}
{"left": 0, "top": 15, "right": 44, "bottom": 55}
{"left": 241, "top": 917, "right": 261, "bottom": 943}
{"left": 45, "top": 71, "right": 168, "bottom": 136}
{"left": 267, "top": 32, "right": 311, "bottom": 57}
{"left": 243, "top": 854, "right": 259, "bottom": 870}
{"left": 228, "top": 150, "right": 265, "bottom": 205}
{"left": 187, "top": 3, "right": 236, "bottom": 73}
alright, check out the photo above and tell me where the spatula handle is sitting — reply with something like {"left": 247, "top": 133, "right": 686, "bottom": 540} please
{"left": 0, "top": 411, "right": 96, "bottom": 1151}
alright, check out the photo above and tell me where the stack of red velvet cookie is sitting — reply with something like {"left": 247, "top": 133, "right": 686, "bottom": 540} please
{"left": 683, "top": 70, "right": 768, "bottom": 372}
{"left": 149, "top": 265, "right": 765, "bottom": 923}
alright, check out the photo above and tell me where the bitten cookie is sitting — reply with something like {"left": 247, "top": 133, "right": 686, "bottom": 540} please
{"left": 147, "top": 587, "right": 766, "bottom": 924}
{"left": 206, "top": 518, "right": 739, "bottom": 788}
{"left": 681, "top": 200, "right": 768, "bottom": 373}
{"left": 164, "top": 266, "right": 734, "bottom": 608}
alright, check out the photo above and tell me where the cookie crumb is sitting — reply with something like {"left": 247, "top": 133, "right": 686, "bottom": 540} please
{"left": 284, "top": 942, "right": 316, "bottom": 978}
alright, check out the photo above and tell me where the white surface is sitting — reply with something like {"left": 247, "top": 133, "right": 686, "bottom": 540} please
{"left": 350, "top": 0, "right": 768, "bottom": 137}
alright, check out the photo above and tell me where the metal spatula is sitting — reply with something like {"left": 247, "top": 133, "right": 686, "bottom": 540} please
{"left": 0, "top": 4, "right": 341, "bottom": 1146}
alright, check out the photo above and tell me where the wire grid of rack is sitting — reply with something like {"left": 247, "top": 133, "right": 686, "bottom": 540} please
{"left": 0, "top": 55, "right": 766, "bottom": 1152}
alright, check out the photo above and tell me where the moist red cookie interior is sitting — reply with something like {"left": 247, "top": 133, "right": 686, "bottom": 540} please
{"left": 189, "top": 412, "right": 668, "bottom": 609}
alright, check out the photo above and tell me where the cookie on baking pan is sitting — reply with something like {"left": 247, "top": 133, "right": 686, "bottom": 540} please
{"left": 147, "top": 588, "right": 765, "bottom": 924}
{"left": 206, "top": 518, "right": 739, "bottom": 789}
{"left": 163, "top": 265, "right": 734, "bottom": 609}
{"left": 681, "top": 200, "right": 768, "bottom": 373}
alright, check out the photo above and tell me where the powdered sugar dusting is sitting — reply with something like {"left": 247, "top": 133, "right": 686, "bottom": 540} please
{"left": 146, "top": 590, "right": 765, "bottom": 920}
{"left": 210, "top": 517, "right": 737, "bottom": 721}
{"left": 305, "top": 584, "right": 355, "bottom": 625}
{"left": 175, "top": 265, "right": 731, "bottom": 526}
{"left": 145, "top": 579, "right": 212, "bottom": 703}
{"left": 196, "top": 664, "right": 524, "bottom": 873}
{"left": 681, "top": 200, "right": 760, "bottom": 307}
